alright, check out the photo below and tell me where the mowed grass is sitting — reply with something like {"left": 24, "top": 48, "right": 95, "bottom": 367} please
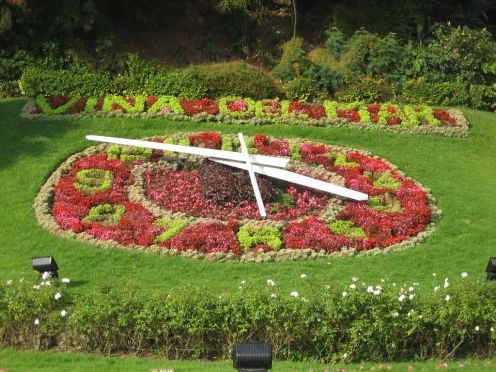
{"left": 1, "top": 98, "right": 495, "bottom": 299}
{"left": 1, "top": 348, "right": 495, "bottom": 371}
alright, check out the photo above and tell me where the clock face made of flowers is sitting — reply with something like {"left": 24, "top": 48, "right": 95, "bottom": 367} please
{"left": 35, "top": 132, "right": 438, "bottom": 261}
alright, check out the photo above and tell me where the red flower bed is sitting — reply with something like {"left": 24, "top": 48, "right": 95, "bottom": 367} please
{"left": 180, "top": 98, "right": 219, "bottom": 116}
{"left": 254, "top": 134, "right": 290, "bottom": 156}
{"left": 38, "top": 132, "right": 437, "bottom": 259}
{"left": 434, "top": 109, "right": 457, "bottom": 126}
{"left": 289, "top": 101, "right": 327, "bottom": 119}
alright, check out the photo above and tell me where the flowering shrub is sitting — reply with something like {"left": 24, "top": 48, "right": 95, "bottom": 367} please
{"left": 3, "top": 273, "right": 494, "bottom": 361}
{"left": 34, "top": 132, "right": 439, "bottom": 260}
{"left": 24, "top": 95, "right": 469, "bottom": 137}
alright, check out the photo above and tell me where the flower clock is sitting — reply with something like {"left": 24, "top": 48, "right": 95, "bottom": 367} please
{"left": 35, "top": 132, "right": 440, "bottom": 261}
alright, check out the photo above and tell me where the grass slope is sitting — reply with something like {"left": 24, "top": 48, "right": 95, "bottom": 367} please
{"left": 1, "top": 98, "right": 495, "bottom": 299}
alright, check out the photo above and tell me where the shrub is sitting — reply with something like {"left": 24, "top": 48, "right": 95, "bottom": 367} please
{"left": 272, "top": 37, "right": 306, "bottom": 81}
{"left": 400, "top": 78, "right": 453, "bottom": 106}
{"left": 424, "top": 24, "right": 496, "bottom": 85}
{"left": 19, "top": 67, "right": 112, "bottom": 97}
{"left": 194, "top": 61, "right": 281, "bottom": 99}
{"left": 335, "top": 78, "right": 394, "bottom": 103}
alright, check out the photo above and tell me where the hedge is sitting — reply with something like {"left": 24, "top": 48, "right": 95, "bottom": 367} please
{"left": 1, "top": 275, "right": 495, "bottom": 362}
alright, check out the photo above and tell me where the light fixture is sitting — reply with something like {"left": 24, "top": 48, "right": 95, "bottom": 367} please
{"left": 232, "top": 343, "right": 272, "bottom": 372}
{"left": 32, "top": 256, "right": 59, "bottom": 278}
{"left": 486, "top": 257, "right": 496, "bottom": 280}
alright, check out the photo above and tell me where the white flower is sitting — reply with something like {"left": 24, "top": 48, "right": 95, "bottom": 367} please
{"left": 240, "top": 280, "right": 246, "bottom": 285}
{"left": 367, "top": 286, "right": 374, "bottom": 293}
{"left": 324, "top": 285, "right": 330, "bottom": 290}
{"left": 398, "top": 294, "right": 406, "bottom": 302}
{"left": 461, "top": 272, "right": 468, "bottom": 278}
{"left": 42, "top": 272, "right": 50, "bottom": 280}
{"left": 302, "top": 297, "right": 309, "bottom": 302}
{"left": 300, "top": 274, "right": 307, "bottom": 279}
{"left": 392, "top": 311, "right": 399, "bottom": 318}
{"left": 290, "top": 291, "right": 299, "bottom": 297}
{"left": 34, "top": 318, "right": 40, "bottom": 325}
{"left": 61, "top": 278, "right": 70, "bottom": 284}
{"left": 407, "top": 310, "right": 414, "bottom": 317}
{"left": 266, "top": 279, "right": 275, "bottom": 287}
{"left": 408, "top": 287, "right": 414, "bottom": 292}
{"left": 342, "top": 291, "right": 348, "bottom": 297}
{"left": 6, "top": 280, "right": 12, "bottom": 285}
{"left": 380, "top": 278, "right": 385, "bottom": 283}
{"left": 54, "top": 292, "right": 62, "bottom": 300}
{"left": 445, "top": 295, "right": 451, "bottom": 302}
{"left": 352, "top": 276, "right": 358, "bottom": 282}
{"left": 434, "top": 286, "right": 440, "bottom": 292}
{"left": 409, "top": 294, "right": 415, "bottom": 300}
{"left": 373, "top": 289, "right": 381, "bottom": 295}
{"left": 432, "top": 273, "right": 437, "bottom": 277}
{"left": 443, "top": 281, "right": 449, "bottom": 288}
{"left": 60, "top": 310, "right": 67, "bottom": 317}
{"left": 349, "top": 284, "right": 356, "bottom": 289}
{"left": 270, "top": 293, "right": 277, "bottom": 298}
{"left": 475, "top": 326, "right": 480, "bottom": 331}
{"left": 32, "top": 285, "right": 40, "bottom": 290}
{"left": 491, "top": 327, "right": 494, "bottom": 332}
{"left": 375, "top": 285, "right": 382, "bottom": 290}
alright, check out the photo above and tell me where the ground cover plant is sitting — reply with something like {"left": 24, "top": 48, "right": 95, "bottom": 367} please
{"left": 1, "top": 98, "right": 496, "bottom": 366}
{"left": 22, "top": 95, "right": 469, "bottom": 137}
{"left": 34, "top": 131, "right": 439, "bottom": 260}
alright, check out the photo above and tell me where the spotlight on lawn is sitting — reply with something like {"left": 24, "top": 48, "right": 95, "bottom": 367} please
{"left": 486, "top": 257, "right": 496, "bottom": 280}
{"left": 32, "top": 256, "right": 59, "bottom": 278}
{"left": 232, "top": 343, "right": 272, "bottom": 372}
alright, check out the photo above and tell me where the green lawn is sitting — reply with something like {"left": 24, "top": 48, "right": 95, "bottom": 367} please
{"left": 1, "top": 98, "right": 496, "bottom": 367}
{"left": 0, "top": 348, "right": 495, "bottom": 371}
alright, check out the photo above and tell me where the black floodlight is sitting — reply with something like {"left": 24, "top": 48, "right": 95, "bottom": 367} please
{"left": 486, "top": 257, "right": 496, "bottom": 280}
{"left": 32, "top": 256, "right": 59, "bottom": 278}
{"left": 232, "top": 343, "right": 272, "bottom": 372}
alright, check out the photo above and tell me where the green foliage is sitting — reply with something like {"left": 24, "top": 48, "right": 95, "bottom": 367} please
{"left": 237, "top": 224, "right": 282, "bottom": 252}
{"left": 0, "top": 276, "right": 70, "bottom": 349}
{"left": 82, "top": 203, "right": 125, "bottom": 225}
{"left": 154, "top": 218, "right": 189, "bottom": 243}
{"left": 329, "top": 220, "right": 367, "bottom": 238}
{"left": 368, "top": 171, "right": 400, "bottom": 190}
{"left": 272, "top": 37, "right": 306, "bottom": 81}
{"left": 401, "top": 78, "right": 453, "bottom": 106}
{"left": 20, "top": 67, "right": 111, "bottom": 97}
{"left": 195, "top": 61, "right": 280, "bottom": 99}
{"left": 74, "top": 169, "right": 114, "bottom": 195}
{"left": 424, "top": 25, "right": 496, "bottom": 85}
{"left": 335, "top": 78, "right": 394, "bottom": 103}
{"left": 106, "top": 144, "right": 152, "bottom": 163}
{"left": 285, "top": 76, "right": 315, "bottom": 101}
{"left": 2, "top": 276, "right": 496, "bottom": 361}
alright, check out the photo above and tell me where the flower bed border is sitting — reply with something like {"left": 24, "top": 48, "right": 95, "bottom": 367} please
{"left": 22, "top": 96, "right": 470, "bottom": 137}
{"left": 34, "top": 132, "right": 441, "bottom": 262}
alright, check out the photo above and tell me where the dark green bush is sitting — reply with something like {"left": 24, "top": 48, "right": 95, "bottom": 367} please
{"left": 19, "top": 67, "right": 112, "bottom": 97}
{"left": 196, "top": 61, "right": 281, "bottom": 99}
